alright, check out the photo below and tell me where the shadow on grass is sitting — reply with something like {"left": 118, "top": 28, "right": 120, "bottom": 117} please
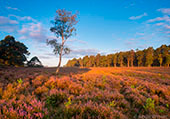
{"left": 0, "top": 67, "right": 91, "bottom": 88}
{"left": 59, "top": 67, "right": 91, "bottom": 75}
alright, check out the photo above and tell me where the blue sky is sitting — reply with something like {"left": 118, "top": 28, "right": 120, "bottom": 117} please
{"left": 0, "top": 0, "right": 170, "bottom": 66}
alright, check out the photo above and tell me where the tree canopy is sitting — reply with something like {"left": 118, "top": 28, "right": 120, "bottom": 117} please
{"left": 27, "top": 56, "right": 43, "bottom": 67}
{"left": 0, "top": 35, "right": 30, "bottom": 67}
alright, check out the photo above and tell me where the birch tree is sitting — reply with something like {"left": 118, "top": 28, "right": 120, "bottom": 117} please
{"left": 47, "top": 9, "right": 78, "bottom": 73}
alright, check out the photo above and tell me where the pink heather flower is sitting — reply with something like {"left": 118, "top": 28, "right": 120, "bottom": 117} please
{"left": 27, "top": 105, "right": 33, "bottom": 112}
{"left": 9, "top": 107, "right": 14, "bottom": 112}
{"left": 19, "top": 109, "right": 27, "bottom": 116}
{"left": 33, "top": 112, "right": 43, "bottom": 118}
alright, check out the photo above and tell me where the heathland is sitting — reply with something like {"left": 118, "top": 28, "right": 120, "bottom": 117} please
{"left": 0, "top": 67, "right": 169, "bottom": 118}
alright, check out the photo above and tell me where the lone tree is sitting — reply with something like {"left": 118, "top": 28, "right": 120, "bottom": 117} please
{"left": 47, "top": 9, "right": 78, "bottom": 73}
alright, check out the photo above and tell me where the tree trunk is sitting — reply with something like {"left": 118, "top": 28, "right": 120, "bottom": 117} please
{"left": 131, "top": 60, "right": 133, "bottom": 67}
{"left": 121, "top": 60, "right": 123, "bottom": 67}
{"left": 127, "top": 60, "right": 129, "bottom": 67}
{"left": 56, "top": 47, "right": 63, "bottom": 73}
{"left": 56, "top": 34, "right": 64, "bottom": 74}
{"left": 56, "top": 52, "right": 62, "bottom": 73}
{"left": 114, "top": 63, "right": 116, "bottom": 67}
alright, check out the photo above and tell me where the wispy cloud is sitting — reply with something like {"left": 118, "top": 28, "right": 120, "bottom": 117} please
{"left": 147, "top": 15, "right": 170, "bottom": 23}
{"left": 0, "top": 14, "right": 37, "bottom": 33}
{"left": 157, "top": 8, "right": 170, "bottom": 15}
{"left": 0, "top": 25, "right": 18, "bottom": 32}
{"left": 125, "top": 40, "right": 137, "bottom": 48}
{"left": 67, "top": 38, "right": 88, "bottom": 44}
{"left": 9, "top": 14, "right": 37, "bottom": 22}
{"left": 0, "top": 16, "right": 19, "bottom": 32}
{"left": 64, "top": 48, "right": 99, "bottom": 58}
{"left": 0, "top": 16, "right": 18, "bottom": 25}
{"left": 165, "top": 31, "right": 170, "bottom": 34}
{"left": 165, "top": 25, "right": 170, "bottom": 29}
{"left": 6, "top": 6, "right": 20, "bottom": 11}
{"left": 129, "top": 13, "right": 148, "bottom": 20}
{"left": 155, "top": 22, "right": 164, "bottom": 26}
{"left": 146, "top": 8, "right": 170, "bottom": 37}
{"left": 147, "top": 8, "right": 170, "bottom": 23}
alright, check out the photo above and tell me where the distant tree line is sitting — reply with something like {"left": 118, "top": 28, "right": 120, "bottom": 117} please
{"left": 0, "top": 35, "right": 43, "bottom": 67}
{"left": 66, "top": 45, "right": 170, "bottom": 67}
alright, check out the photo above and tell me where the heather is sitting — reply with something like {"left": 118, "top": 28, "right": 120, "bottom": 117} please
{"left": 0, "top": 67, "right": 170, "bottom": 118}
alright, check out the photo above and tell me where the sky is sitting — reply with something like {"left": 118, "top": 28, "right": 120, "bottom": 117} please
{"left": 0, "top": 0, "right": 170, "bottom": 66}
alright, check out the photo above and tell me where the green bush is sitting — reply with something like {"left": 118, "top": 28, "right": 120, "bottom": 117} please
{"left": 46, "top": 94, "right": 66, "bottom": 108}
{"left": 143, "top": 98, "right": 155, "bottom": 112}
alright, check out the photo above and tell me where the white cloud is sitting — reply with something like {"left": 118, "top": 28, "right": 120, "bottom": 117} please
{"left": 157, "top": 8, "right": 170, "bottom": 15}
{"left": 129, "top": 13, "right": 148, "bottom": 20}
{"left": 18, "top": 27, "right": 27, "bottom": 34}
{"left": 0, "top": 16, "right": 19, "bottom": 32}
{"left": 19, "top": 36, "right": 27, "bottom": 40}
{"left": 0, "top": 15, "right": 37, "bottom": 33}
{"left": 155, "top": 23, "right": 164, "bottom": 26}
{"left": 0, "top": 16, "right": 18, "bottom": 25}
{"left": 6, "top": 6, "right": 20, "bottom": 11}
{"left": 146, "top": 10, "right": 170, "bottom": 36}
{"left": 0, "top": 25, "right": 18, "bottom": 32}
{"left": 47, "top": 36, "right": 56, "bottom": 40}
{"left": 67, "top": 38, "right": 88, "bottom": 44}
{"left": 165, "top": 25, "right": 170, "bottom": 29}
{"left": 165, "top": 31, "right": 170, "bottom": 34}
{"left": 18, "top": 22, "right": 48, "bottom": 42}
{"left": 40, "top": 57, "right": 68, "bottom": 67}
{"left": 9, "top": 14, "right": 37, "bottom": 22}
{"left": 63, "top": 48, "right": 99, "bottom": 58}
